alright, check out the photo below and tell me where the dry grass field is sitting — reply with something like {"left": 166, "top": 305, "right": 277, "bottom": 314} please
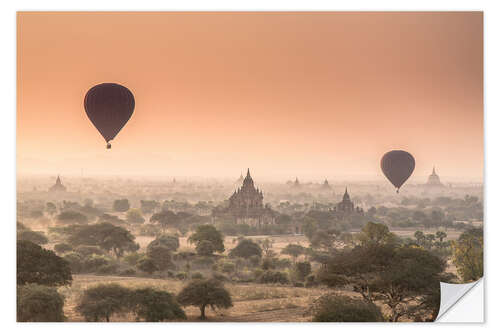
{"left": 59, "top": 274, "right": 336, "bottom": 322}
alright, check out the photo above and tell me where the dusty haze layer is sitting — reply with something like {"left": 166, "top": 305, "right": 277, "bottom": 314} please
{"left": 17, "top": 12, "right": 483, "bottom": 182}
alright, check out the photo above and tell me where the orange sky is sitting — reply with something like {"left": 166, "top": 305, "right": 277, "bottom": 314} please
{"left": 17, "top": 12, "right": 483, "bottom": 181}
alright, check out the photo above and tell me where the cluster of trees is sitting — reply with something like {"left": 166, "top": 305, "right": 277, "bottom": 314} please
{"left": 76, "top": 279, "right": 232, "bottom": 321}
{"left": 17, "top": 240, "right": 73, "bottom": 321}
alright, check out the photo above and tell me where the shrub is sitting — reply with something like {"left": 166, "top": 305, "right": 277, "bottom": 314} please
{"left": 76, "top": 284, "right": 131, "bottom": 321}
{"left": 293, "top": 261, "right": 312, "bottom": 282}
{"left": 310, "top": 293, "right": 384, "bottom": 322}
{"left": 75, "top": 245, "right": 105, "bottom": 257}
{"left": 62, "top": 252, "right": 84, "bottom": 273}
{"left": 17, "top": 284, "right": 66, "bottom": 322}
{"left": 196, "top": 240, "right": 215, "bottom": 256}
{"left": 191, "top": 272, "right": 204, "bottom": 279}
{"left": 175, "top": 272, "right": 187, "bottom": 280}
{"left": 147, "top": 234, "right": 180, "bottom": 252}
{"left": 83, "top": 255, "right": 111, "bottom": 273}
{"left": 17, "top": 240, "right": 72, "bottom": 286}
{"left": 119, "top": 268, "right": 136, "bottom": 276}
{"left": 17, "top": 230, "right": 49, "bottom": 245}
{"left": 54, "top": 243, "right": 73, "bottom": 254}
{"left": 130, "top": 288, "right": 186, "bottom": 321}
{"left": 137, "top": 258, "right": 158, "bottom": 275}
{"left": 258, "top": 270, "right": 289, "bottom": 284}
{"left": 229, "top": 239, "right": 262, "bottom": 259}
{"left": 146, "top": 245, "right": 172, "bottom": 271}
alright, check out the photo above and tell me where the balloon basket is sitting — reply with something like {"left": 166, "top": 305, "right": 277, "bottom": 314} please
{"left": 106, "top": 143, "right": 111, "bottom": 149}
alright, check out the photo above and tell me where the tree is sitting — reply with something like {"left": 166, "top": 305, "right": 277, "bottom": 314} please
{"left": 435, "top": 231, "right": 447, "bottom": 243}
{"left": 150, "top": 210, "right": 179, "bottom": 231}
{"left": 293, "top": 261, "right": 312, "bottom": 282}
{"left": 126, "top": 209, "right": 145, "bottom": 224}
{"left": 310, "top": 293, "right": 383, "bottom": 322}
{"left": 146, "top": 245, "right": 173, "bottom": 271}
{"left": 281, "top": 244, "right": 306, "bottom": 262}
{"left": 318, "top": 243, "right": 448, "bottom": 321}
{"left": 452, "top": 228, "right": 483, "bottom": 282}
{"left": 177, "top": 279, "right": 233, "bottom": 319}
{"left": 229, "top": 239, "right": 262, "bottom": 259}
{"left": 45, "top": 202, "right": 57, "bottom": 216}
{"left": 357, "top": 222, "right": 396, "bottom": 246}
{"left": 113, "top": 199, "right": 130, "bottom": 212}
{"left": 196, "top": 240, "right": 215, "bottom": 256}
{"left": 67, "top": 223, "right": 139, "bottom": 258}
{"left": 17, "top": 230, "right": 48, "bottom": 245}
{"left": 17, "top": 284, "right": 66, "bottom": 322}
{"left": 17, "top": 240, "right": 72, "bottom": 286}
{"left": 260, "top": 238, "right": 274, "bottom": 257}
{"left": 137, "top": 257, "right": 158, "bottom": 275}
{"left": 147, "top": 234, "right": 180, "bottom": 252}
{"left": 188, "top": 225, "right": 225, "bottom": 254}
{"left": 56, "top": 210, "right": 88, "bottom": 225}
{"left": 76, "top": 284, "right": 131, "bottom": 322}
{"left": 140, "top": 200, "right": 160, "bottom": 214}
{"left": 130, "top": 288, "right": 186, "bottom": 321}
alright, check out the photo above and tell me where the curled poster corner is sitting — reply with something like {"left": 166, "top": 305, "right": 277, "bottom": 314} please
{"left": 436, "top": 278, "right": 484, "bottom": 322}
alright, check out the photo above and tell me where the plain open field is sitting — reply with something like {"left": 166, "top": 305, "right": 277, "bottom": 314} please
{"left": 60, "top": 274, "right": 336, "bottom": 322}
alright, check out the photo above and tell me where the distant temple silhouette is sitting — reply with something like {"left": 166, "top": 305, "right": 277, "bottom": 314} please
{"left": 426, "top": 167, "right": 444, "bottom": 187}
{"left": 333, "top": 188, "right": 364, "bottom": 214}
{"left": 322, "top": 179, "right": 331, "bottom": 189}
{"left": 49, "top": 175, "right": 66, "bottom": 192}
{"left": 213, "top": 169, "right": 275, "bottom": 227}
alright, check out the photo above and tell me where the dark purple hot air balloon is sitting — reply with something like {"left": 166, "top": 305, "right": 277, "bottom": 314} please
{"left": 84, "top": 83, "right": 135, "bottom": 149}
{"left": 380, "top": 150, "right": 415, "bottom": 193}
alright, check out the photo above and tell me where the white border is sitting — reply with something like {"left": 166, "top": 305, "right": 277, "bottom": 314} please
{"left": 3, "top": 1, "right": 498, "bottom": 332}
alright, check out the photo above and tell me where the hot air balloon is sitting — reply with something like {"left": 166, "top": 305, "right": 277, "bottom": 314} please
{"left": 84, "top": 83, "right": 135, "bottom": 149}
{"left": 380, "top": 150, "right": 415, "bottom": 193}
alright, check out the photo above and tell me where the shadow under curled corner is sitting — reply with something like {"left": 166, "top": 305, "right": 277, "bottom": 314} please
{"left": 436, "top": 278, "right": 484, "bottom": 322}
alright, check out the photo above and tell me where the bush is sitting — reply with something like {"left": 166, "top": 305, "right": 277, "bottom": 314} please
{"left": 56, "top": 210, "right": 88, "bottom": 224}
{"left": 17, "top": 284, "right": 66, "bottom": 322}
{"left": 54, "top": 243, "right": 73, "bottom": 254}
{"left": 130, "top": 288, "right": 186, "bottom": 321}
{"left": 191, "top": 272, "right": 204, "bottom": 279}
{"left": 196, "top": 240, "right": 215, "bottom": 256}
{"left": 146, "top": 245, "right": 172, "bottom": 271}
{"left": 192, "top": 256, "right": 215, "bottom": 269}
{"left": 76, "top": 284, "right": 131, "bottom": 321}
{"left": 147, "top": 234, "right": 180, "bottom": 252}
{"left": 113, "top": 199, "right": 130, "bottom": 212}
{"left": 175, "top": 272, "right": 187, "bottom": 280}
{"left": 258, "top": 270, "right": 289, "bottom": 284}
{"left": 310, "top": 293, "right": 384, "bottom": 322}
{"left": 137, "top": 258, "right": 158, "bottom": 275}
{"left": 83, "top": 255, "right": 111, "bottom": 273}
{"left": 75, "top": 245, "right": 106, "bottom": 257}
{"left": 17, "top": 230, "right": 48, "bottom": 245}
{"left": 62, "top": 252, "right": 84, "bottom": 273}
{"left": 229, "top": 239, "right": 262, "bottom": 259}
{"left": 96, "top": 264, "right": 120, "bottom": 275}
{"left": 17, "top": 240, "right": 72, "bottom": 286}
{"left": 119, "top": 268, "right": 136, "bottom": 276}
{"left": 293, "top": 261, "right": 312, "bottom": 282}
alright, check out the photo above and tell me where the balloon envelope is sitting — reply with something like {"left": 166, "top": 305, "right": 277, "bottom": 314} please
{"left": 84, "top": 83, "right": 135, "bottom": 145}
{"left": 380, "top": 150, "right": 415, "bottom": 191}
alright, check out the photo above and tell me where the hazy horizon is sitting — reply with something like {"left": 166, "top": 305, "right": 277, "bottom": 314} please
{"left": 17, "top": 12, "right": 483, "bottom": 182}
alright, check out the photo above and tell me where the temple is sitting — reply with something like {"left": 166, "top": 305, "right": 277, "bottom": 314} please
{"left": 213, "top": 169, "right": 275, "bottom": 227}
{"left": 322, "top": 179, "right": 331, "bottom": 189}
{"left": 334, "top": 188, "right": 364, "bottom": 214}
{"left": 49, "top": 175, "right": 67, "bottom": 192}
{"left": 426, "top": 167, "right": 444, "bottom": 187}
